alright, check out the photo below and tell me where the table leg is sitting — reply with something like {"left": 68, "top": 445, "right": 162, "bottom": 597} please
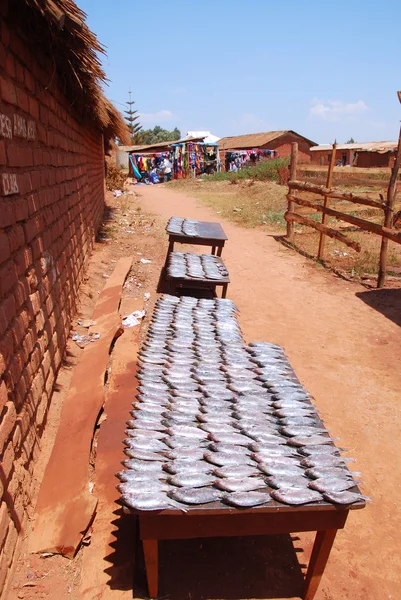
{"left": 164, "top": 241, "right": 174, "bottom": 268}
{"left": 143, "top": 539, "right": 158, "bottom": 599}
{"left": 211, "top": 245, "right": 216, "bottom": 255}
{"left": 303, "top": 529, "right": 338, "bottom": 600}
{"left": 217, "top": 245, "right": 223, "bottom": 257}
{"left": 222, "top": 283, "right": 228, "bottom": 298}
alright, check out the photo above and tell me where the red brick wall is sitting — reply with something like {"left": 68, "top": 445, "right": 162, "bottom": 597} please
{"left": 0, "top": 18, "right": 105, "bottom": 593}
{"left": 265, "top": 133, "right": 312, "bottom": 163}
{"left": 311, "top": 149, "right": 393, "bottom": 167}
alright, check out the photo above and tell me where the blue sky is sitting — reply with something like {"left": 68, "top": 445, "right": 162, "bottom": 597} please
{"left": 79, "top": 0, "right": 401, "bottom": 144}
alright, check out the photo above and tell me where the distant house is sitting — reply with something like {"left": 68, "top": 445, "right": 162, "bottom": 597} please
{"left": 218, "top": 130, "right": 317, "bottom": 167}
{"left": 310, "top": 141, "right": 398, "bottom": 168}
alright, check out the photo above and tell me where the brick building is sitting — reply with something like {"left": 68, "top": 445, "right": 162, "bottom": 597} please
{"left": 310, "top": 141, "right": 398, "bottom": 167}
{"left": 218, "top": 130, "right": 316, "bottom": 168}
{"left": 0, "top": 0, "right": 128, "bottom": 593}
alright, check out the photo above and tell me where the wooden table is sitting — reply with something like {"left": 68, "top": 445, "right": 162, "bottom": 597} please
{"left": 166, "top": 255, "right": 230, "bottom": 298}
{"left": 166, "top": 220, "right": 228, "bottom": 257}
{"left": 132, "top": 497, "right": 364, "bottom": 599}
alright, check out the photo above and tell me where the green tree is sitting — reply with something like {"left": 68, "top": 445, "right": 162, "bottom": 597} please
{"left": 346, "top": 137, "right": 355, "bottom": 144}
{"left": 124, "top": 90, "right": 142, "bottom": 143}
{"left": 140, "top": 125, "right": 181, "bottom": 145}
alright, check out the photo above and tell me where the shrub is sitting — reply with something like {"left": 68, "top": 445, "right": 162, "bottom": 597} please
{"left": 205, "top": 157, "right": 290, "bottom": 184}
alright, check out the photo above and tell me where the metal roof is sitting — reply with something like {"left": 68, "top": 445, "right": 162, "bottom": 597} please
{"left": 311, "top": 141, "right": 397, "bottom": 154}
{"left": 218, "top": 130, "right": 317, "bottom": 150}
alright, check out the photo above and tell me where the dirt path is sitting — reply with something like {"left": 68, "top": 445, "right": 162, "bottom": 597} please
{"left": 135, "top": 184, "right": 401, "bottom": 600}
{"left": 8, "top": 184, "right": 401, "bottom": 600}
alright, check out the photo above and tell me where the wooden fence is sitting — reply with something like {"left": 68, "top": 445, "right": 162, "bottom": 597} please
{"left": 285, "top": 134, "right": 401, "bottom": 288}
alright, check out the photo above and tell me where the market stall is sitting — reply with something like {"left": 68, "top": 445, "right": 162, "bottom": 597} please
{"left": 225, "top": 148, "right": 278, "bottom": 172}
{"left": 127, "top": 141, "right": 174, "bottom": 184}
{"left": 171, "top": 140, "right": 221, "bottom": 178}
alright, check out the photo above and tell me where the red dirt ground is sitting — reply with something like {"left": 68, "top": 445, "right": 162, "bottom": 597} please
{"left": 8, "top": 184, "right": 401, "bottom": 600}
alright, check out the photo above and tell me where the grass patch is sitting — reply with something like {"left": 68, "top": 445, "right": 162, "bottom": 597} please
{"left": 203, "top": 157, "right": 290, "bottom": 183}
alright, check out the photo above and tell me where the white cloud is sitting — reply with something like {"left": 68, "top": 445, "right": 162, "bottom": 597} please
{"left": 310, "top": 99, "right": 368, "bottom": 122}
{"left": 138, "top": 110, "right": 174, "bottom": 124}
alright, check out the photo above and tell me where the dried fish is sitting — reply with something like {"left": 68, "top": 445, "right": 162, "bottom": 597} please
{"left": 163, "top": 460, "right": 214, "bottom": 475}
{"left": 167, "top": 473, "right": 215, "bottom": 488}
{"left": 166, "top": 425, "right": 208, "bottom": 440}
{"left": 287, "top": 436, "right": 334, "bottom": 447}
{"left": 123, "top": 437, "right": 168, "bottom": 452}
{"left": 322, "top": 490, "right": 370, "bottom": 505}
{"left": 121, "top": 449, "right": 165, "bottom": 462}
{"left": 215, "top": 477, "right": 266, "bottom": 492}
{"left": 266, "top": 475, "right": 309, "bottom": 489}
{"left": 213, "top": 465, "right": 258, "bottom": 478}
{"left": 164, "top": 448, "right": 205, "bottom": 461}
{"left": 257, "top": 463, "right": 305, "bottom": 477}
{"left": 222, "top": 491, "right": 272, "bottom": 507}
{"left": 121, "top": 459, "right": 164, "bottom": 473}
{"left": 271, "top": 487, "right": 323, "bottom": 505}
{"left": 209, "top": 432, "right": 252, "bottom": 447}
{"left": 168, "top": 487, "right": 222, "bottom": 505}
{"left": 305, "top": 467, "right": 359, "bottom": 480}
{"left": 297, "top": 445, "right": 341, "bottom": 457}
{"left": 120, "top": 491, "right": 173, "bottom": 511}
{"left": 118, "top": 480, "right": 168, "bottom": 494}
{"left": 308, "top": 478, "right": 358, "bottom": 493}
{"left": 300, "top": 455, "right": 352, "bottom": 468}
{"left": 203, "top": 451, "right": 253, "bottom": 467}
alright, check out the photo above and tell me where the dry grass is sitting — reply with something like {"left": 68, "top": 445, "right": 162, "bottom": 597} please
{"left": 169, "top": 178, "right": 401, "bottom": 283}
{"left": 168, "top": 179, "right": 288, "bottom": 229}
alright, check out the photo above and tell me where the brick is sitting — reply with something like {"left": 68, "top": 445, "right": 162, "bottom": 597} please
{"left": 13, "top": 279, "right": 29, "bottom": 309}
{"left": 15, "top": 61, "right": 24, "bottom": 84}
{"left": 24, "top": 69, "right": 35, "bottom": 93}
{"left": 0, "top": 139, "right": 5, "bottom": 165}
{"left": 23, "top": 216, "right": 41, "bottom": 243}
{"left": 5, "top": 52, "right": 15, "bottom": 78}
{"left": 14, "top": 245, "right": 32, "bottom": 276}
{"left": 0, "top": 380, "right": 8, "bottom": 412}
{"left": 13, "top": 198, "right": 30, "bottom": 222}
{"left": 6, "top": 224, "right": 24, "bottom": 253}
{"left": 0, "top": 200, "right": 14, "bottom": 229}
{"left": 0, "top": 293, "right": 16, "bottom": 336}
{"left": 0, "top": 401, "right": 16, "bottom": 452}
{"left": 1, "top": 440, "right": 15, "bottom": 479}
{"left": 4, "top": 519, "right": 18, "bottom": 567}
{"left": 0, "top": 260, "right": 17, "bottom": 296}
{"left": 28, "top": 290, "right": 41, "bottom": 316}
{"left": 16, "top": 86, "right": 29, "bottom": 113}
{"left": 0, "top": 328, "right": 14, "bottom": 366}
{"left": 0, "top": 75, "right": 17, "bottom": 105}
{"left": 0, "top": 231, "right": 11, "bottom": 264}
{"left": 0, "top": 501, "right": 9, "bottom": 551}
{"left": 6, "top": 145, "right": 33, "bottom": 168}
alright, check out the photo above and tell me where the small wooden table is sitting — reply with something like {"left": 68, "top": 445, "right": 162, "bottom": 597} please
{"left": 131, "top": 497, "right": 364, "bottom": 600}
{"left": 166, "top": 220, "right": 228, "bottom": 257}
{"left": 166, "top": 254, "right": 230, "bottom": 298}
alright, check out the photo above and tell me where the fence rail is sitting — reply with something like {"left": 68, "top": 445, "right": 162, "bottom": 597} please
{"left": 285, "top": 134, "right": 401, "bottom": 288}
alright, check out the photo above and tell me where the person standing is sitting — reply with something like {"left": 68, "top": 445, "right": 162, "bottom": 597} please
{"left": 163, "top": 156, "right": 173, "bottom": 182}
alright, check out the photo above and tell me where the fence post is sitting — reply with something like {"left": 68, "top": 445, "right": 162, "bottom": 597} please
{"left": 318, "top": 142, "right": 337, "bottom": 260}
{"left": 378, "top": 124, "right": 401, "bottom": 288}
{"left": 286, "top": 143, "right": 298, "bottom": 240}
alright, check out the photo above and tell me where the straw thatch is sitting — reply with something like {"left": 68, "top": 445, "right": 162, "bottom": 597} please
{"left": 7, "top": 0, "right": 130, "bottom": 145}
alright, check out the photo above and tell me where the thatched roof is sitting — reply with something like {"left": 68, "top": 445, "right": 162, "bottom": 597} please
{"left": 7, "top": 0, "right": 130, "bottom": 145}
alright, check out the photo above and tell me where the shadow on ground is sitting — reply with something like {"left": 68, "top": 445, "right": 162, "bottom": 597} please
{"left": 356, "top": 287, "right": 401, "bottom": 327}
{"left": 134, "top": 533, "right": 305, "bottom": 599}
{"left": 104, "top": 508, "right": 306, "bottom": 599}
